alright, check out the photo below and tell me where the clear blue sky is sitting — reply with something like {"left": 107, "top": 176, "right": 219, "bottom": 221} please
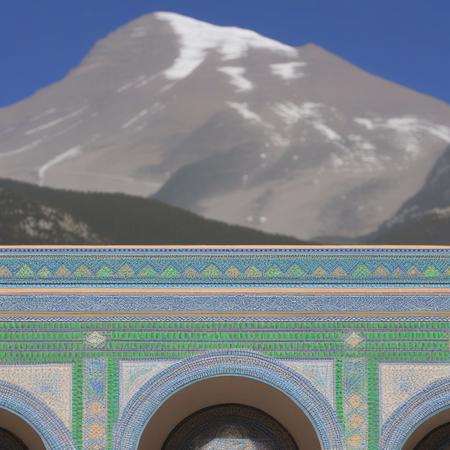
{"left": 1, "top": 0, "right": 449, "bottom": 107}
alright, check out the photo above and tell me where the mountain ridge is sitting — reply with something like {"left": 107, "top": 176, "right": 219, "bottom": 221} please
{"left": 0, "top": 178, "right": 303, "bottom": 245}
{"left": 367, "top": 145, "right": 450, "bottom": 244}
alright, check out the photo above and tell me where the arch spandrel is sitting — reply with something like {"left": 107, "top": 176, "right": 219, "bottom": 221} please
{"left": 381, "top": 376, "right": 450, "bottom": 450}
{"left": 0, "top": 380, "right": 76, "bottom": 450}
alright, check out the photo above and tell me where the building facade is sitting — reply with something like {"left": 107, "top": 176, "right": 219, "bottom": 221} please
{"left": 0, "top": 246, "right": 448, "bottom": 449}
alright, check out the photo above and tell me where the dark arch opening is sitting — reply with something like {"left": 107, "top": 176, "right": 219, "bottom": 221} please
{"left": 412, "top": 423, "right": 450, "bottom": 450}
{"left": 0, "top": 408, "right": 46, "bottom": 450}
{"left": 162, "top": 404, "right": 298, "bottom": 450}
{"left": 137, "top": 376, "right": 321, "bottom": 450}
{"left": 0, "top": 427, "right": 28, "bottom": 450}
{"left": 403, "top": 408, "right": 450, "bottom": 450}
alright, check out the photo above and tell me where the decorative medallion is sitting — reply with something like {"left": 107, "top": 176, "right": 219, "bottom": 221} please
{"left": 85, "top": 332, "right": 107, "bottom": 348}
{"left": 345, "top": 332, "right": 364, "bottom": 348}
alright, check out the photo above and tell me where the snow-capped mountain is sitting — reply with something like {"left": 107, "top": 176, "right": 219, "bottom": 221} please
{"left": 1, "top": 11, "right": 450, "bottom": 239}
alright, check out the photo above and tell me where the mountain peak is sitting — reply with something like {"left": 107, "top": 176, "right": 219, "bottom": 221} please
{"left": 297, "top": 42, "right": 347, "bottom": 62}
{"left": 148, "top": 11, "right": 298, "bottom": 80}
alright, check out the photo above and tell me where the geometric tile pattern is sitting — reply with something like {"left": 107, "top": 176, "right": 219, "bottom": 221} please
{"left": 342, "top": 358, "right": 368, "bottom": 449}
{"left": 0, "top": 247, "right": 449, "bottom": 288}
{"left": 85, "top": 331, "right": 107, "bottom": 348}
{"left": 83, "top": 358, "right": 108, "bottom": 449}
{"left": 345, "top": 332, "right": 365, "bottom": 348}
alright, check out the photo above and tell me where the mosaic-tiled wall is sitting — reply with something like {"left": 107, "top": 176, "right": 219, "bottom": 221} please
{"left": 0, "top": 318, "right": 447, "bottom": 449}
{"left": 0, "top": 247, "right": 448, "bottom": 450}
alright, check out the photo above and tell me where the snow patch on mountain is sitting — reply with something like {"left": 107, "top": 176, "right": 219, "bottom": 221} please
{"left": 313, "top": 121, "right": 341, "bottom": 141}
{"left": 25, "top": 107, "right": 86, "bottom": 136}
{"left": 270, "top": 62, "right": 307, "bottom": 80}
{"left": 353, "top": 118, "right": 375, "bottom": 130}
{"left": 354, "top": 116, "right": 450, "bottom": 142}
{"left": 122, "top": 109, "right": 148, "bottom": 129}
{"left": 218, "top": 66, "right": 253, "bottom": 92}
{"left": 227, "top": 102, "right": 263, "bottom": 124}
{"left": 272, "top": 101, "right": 323, "bottom": 126}
{"left": 348, "top": 134, "right": 376, "bottom": 151}
{"left": 272, "top": 101, "right": 342, "bottom": 143}
{"left": 354, "top": 115, "right": 450, "bottom": 158}
{"left": 0, "top": 139, "right": 43, "bottom": 158}
{"left": 117, "top": 75, "right": 150, "bottom": 93}
{"left": 270, "top": 133, "right": 291, "bottom": 147}
{"left": 155, "top": 12, "right": 297, "bottom": 80}
{"left": 38, "top": 146, "right": 82, "bottom": 186}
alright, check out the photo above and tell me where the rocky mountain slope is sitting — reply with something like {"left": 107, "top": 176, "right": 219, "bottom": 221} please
{"left": 369, "top": 145, "right": 450, "bottom": 244}
{"left": 0, "top": 185, "right": 102, "bottom": 244}
{"left": 0, "top": 179, "right": 301, "bottom": 245}
{"left": 1, "top": 12, "right": 450, "bottom": 240}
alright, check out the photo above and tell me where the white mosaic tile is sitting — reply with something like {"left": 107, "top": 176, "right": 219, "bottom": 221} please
{"left": 380, "top": 363, "right": 450, "bottom": 424}
{"left": 0, "top": 364, "right": 72, "bottom": 429}
{"left": 282, "top": 359, "right": 335, "bottom": 407}
{"left": 119, "top": 360, "right": 174, "bottom": 412}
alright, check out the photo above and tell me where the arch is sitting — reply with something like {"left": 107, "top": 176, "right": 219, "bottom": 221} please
{"left": 0, "top": 380, "right": 76, "bottom": 450}
{"left": 139, "top": 376, "right": 321, "bottom": 449}
{"left": 381, "top": 376, "right": 450, "bottom": 449}
{"left": 114, "top": 350, "right": 344, "bottom": 450}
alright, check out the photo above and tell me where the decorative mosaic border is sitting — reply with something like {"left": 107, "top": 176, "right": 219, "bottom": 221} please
{"left": 113, "top": 350, "right": 344, "bottom": 450}
{"left": 0, "top": 319, "right": 446, "bottom": 372}
{"left": 0, "top": 247, "right": 449, "bottom": 288}
{"left": 342, "top": 358, "right": 369, "bottom": 449}
{"left": 0, "top": 294, "right": 449, "bottom": 313}
{"left": 83, "top": 358, "right": 108, "bottom": 449}
{"left": 0, "top": 315, "right": 447, "bottom": 323}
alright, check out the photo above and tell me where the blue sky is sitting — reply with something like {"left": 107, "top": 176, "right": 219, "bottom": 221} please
{"left": 1, "top": 0, "right": 449, "bottom": 107}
